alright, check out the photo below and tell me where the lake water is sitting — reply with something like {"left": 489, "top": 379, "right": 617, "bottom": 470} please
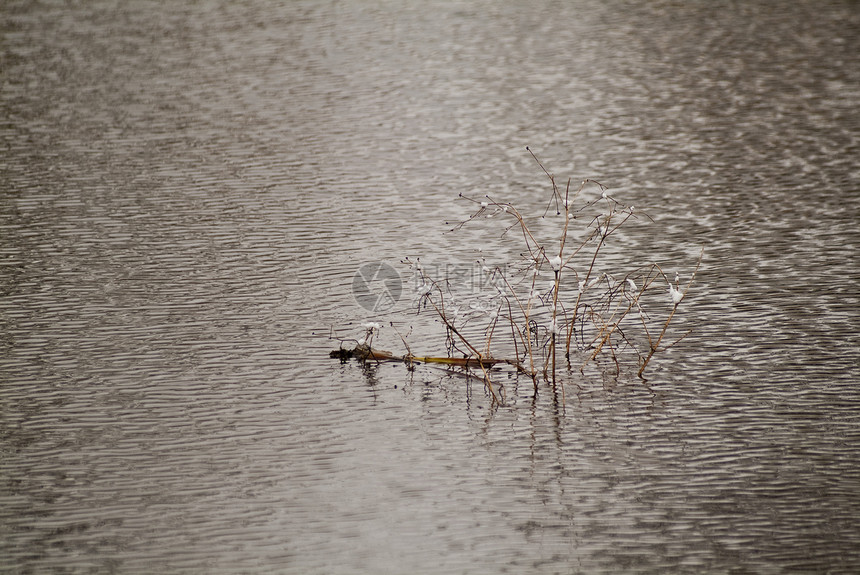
{"left": 2, "top": 1, "right": 859, "bottom": 573}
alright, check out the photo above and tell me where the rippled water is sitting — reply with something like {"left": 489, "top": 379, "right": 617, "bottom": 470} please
{"left": 2, "top": 1, "right": 859, "bottom": 573}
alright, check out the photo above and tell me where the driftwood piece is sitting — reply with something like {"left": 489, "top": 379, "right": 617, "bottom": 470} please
{"left": 330, "top": 344, "right": 506, "bottom": 368}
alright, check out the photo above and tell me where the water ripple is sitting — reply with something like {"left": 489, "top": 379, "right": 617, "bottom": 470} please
{"left": 3, "top": 0, "right": 860, "bottom": 573}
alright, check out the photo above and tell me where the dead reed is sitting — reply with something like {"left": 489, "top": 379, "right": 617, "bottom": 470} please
{"left": 335, "top": 149, "right": 702, "bottom": 405}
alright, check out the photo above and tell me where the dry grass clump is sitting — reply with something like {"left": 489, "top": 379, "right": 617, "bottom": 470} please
{"left": 335, "top": 149, "right": 701, "bottom": 405}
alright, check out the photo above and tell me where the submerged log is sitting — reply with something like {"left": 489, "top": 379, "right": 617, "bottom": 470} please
{"left": 329, "top": 344, "right": 506, "bottom": 368}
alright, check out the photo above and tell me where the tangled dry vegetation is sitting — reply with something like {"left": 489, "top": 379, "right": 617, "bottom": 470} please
{"left": 332, "top": 149, "right": 701, "bottom": 404}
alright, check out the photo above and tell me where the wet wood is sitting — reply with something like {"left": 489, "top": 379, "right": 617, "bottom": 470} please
{"left": 330, "top": 344, "right": 507, "bottom": 368}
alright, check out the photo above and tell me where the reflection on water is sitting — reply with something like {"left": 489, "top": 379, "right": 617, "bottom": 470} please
{"left": 2, "top": 0, "right": 859, "bottom": 573}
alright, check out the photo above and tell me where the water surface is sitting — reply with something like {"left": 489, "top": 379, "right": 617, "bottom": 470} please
{"left": 2, "top": 1, "right": 859, "bottom": 573}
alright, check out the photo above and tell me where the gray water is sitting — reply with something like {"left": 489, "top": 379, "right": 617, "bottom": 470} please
{"left": 2, "top": 1, "right": 859, "bottom": 573}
